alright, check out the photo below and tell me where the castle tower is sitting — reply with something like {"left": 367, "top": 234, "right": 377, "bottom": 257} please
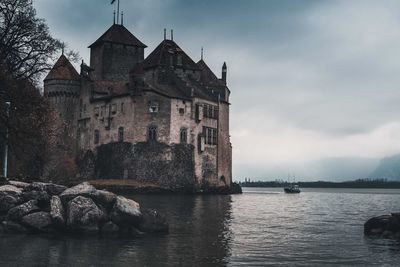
{"left": 89, "top": 24, "right": 147, "bottom": 82}
{"left": 44, "top": 54, "right": 80, "bottom": 123}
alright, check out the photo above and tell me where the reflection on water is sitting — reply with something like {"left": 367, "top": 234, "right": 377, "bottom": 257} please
{"left": 0, "top": 188, "right": 399, "bottom": 266}
{"left": 0, "top": 194, "right": 233, "bottom": 266}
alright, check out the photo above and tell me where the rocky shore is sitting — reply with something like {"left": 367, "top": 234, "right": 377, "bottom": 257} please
{"left": 0, "top": 180, "right": 168, "bottom": 236}
{"left": 364, "top": 213, "right": 400, "bottom": 239}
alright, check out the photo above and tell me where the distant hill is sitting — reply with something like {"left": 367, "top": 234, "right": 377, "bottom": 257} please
{"left": 369, "top": 154, "right": 400, "bottom": 181}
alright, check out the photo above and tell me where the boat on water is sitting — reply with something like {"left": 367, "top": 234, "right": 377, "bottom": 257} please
{"left": 284, "top": 184, "right": 301, "bottom": 193}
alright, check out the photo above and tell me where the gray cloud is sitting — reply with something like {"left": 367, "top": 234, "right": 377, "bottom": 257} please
{"left": 34, "top": 0, "right": 400, "bottom": 180}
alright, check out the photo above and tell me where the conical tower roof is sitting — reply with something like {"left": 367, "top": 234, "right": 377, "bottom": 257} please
{"left": 44, "top": 55, "right": 80, "bottom": 81}
{"left": 89, "top": 24, "right": 147, "bottom": 48}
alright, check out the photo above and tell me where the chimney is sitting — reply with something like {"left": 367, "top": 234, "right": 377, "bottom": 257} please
{"left": 171, "top": 29, "right": 174, "bottom": 41}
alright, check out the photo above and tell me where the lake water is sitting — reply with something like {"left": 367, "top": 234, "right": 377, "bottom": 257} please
{"left": 0, "top": 187, "right": 399, "bottom": 266}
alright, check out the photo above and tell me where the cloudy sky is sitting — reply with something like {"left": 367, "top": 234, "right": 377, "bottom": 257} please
{"left": 34, "top": 0, "right": 400, "bottom": 181}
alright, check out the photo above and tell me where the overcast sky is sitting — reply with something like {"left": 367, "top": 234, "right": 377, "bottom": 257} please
{"left": 34, "top": 0, "right": 400, "bottom": 181}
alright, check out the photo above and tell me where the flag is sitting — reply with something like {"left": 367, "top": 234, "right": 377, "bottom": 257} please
{"left": 111, "top": 0, "right": 116, "bottom": 4}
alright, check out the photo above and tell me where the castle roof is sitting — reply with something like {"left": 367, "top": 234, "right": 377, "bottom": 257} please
{"left": 89, "top": 24, "right": 147, "bottom": 48}
{"left": 142, "top": 39, "right": 199, "bottom": 70}
{"left": 197, "top": 59, "right": 224, "bottom": 86}
{"left": 44, "top": 54, "right": 80, "bottom": 81}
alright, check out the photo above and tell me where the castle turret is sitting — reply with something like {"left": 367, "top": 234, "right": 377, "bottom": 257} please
{"left": 221, "top": 62, "right": 227, "bottom": 84}
{"left": 44, "top": 54, "right": 80, "bottom": 123}
{"left": 89, "top": 24, "right": 147, "bottom": 82}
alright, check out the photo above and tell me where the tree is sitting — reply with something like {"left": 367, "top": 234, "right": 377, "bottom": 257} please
{"left": 0, "top": 0, "right": 78, "bottom": 179}
{"left": 0, "top": 0, "right": 65, "bottom": 83}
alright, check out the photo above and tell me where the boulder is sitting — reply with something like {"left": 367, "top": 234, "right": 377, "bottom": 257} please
{"left": 66, "top": 196, "right": 106, "bottom": 233}
{"left": 21, "top": 190, "right": 50, "bottom": 208}
{"left": 110, "top": 196, "right": 142, "bottom": 227}
{"left": 92, "top": 190, "right": 116, "bottom": 211}
{"left": 0, "top": 185, "right": 22, "bottom": 195}
{"left": 50, "top": 196, "right": 65, "bottom": 228}
{"left": 0, "top": 194, "right": 21, "bottom": 213}
{"left": 60, "top": 182, "right": 96, "bottom": 203}
{"left": 0, "top": 185, "right": 22, "bottom": 212}
{"left": 9, "top": 180, "right": 30, "bottom": 189}
{"left": 364, "top": 215, "right": 391, "bottom": 234}
{"left": 138, "top": 208, "right": 169, "bottom": 233}
{"left": 21, "top": 211, "right": 53, "bottom": 232}
{"left": 26, "top": 182, "right": 67, "bottom": 196}
{"left": 2, "top": 220, "right": 29, "bottom": 234}
{"left": 365, "top": 214, "right": 400, "bottom": 238}
{"left": 7, "top": 200, "right": 40, "bottom": 221}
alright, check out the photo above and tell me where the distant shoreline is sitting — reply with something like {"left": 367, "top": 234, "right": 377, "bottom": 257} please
{"left": 239, "top": 179, "right": 400, "bottom": 189}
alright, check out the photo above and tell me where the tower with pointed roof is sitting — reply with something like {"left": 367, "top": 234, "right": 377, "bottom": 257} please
{"left": 44, "top": 21, "right": 233, "bottom": 192}
{"left": 44, "top": 54, "right": 80, "bottom": 124}
{"left": 89, "top": 23, "right": 147, "bottom": 82}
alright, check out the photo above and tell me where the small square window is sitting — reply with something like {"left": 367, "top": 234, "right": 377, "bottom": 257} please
{"left": 179, "top": 108, "right": 185, "bottom": 115}
{"left": 149, "top": 101, "right": 159, "bottom": 113}
{"left": 111, "top": 104, "right": 117, "bottom": 115}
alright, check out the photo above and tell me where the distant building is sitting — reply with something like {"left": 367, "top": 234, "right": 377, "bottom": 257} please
{"left": 44, "top": 21, "right": 232, "bottom": 190}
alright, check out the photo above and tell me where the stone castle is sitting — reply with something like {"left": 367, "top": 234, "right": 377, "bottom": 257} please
{"left": 44, "top": 21, "right": 232, "bottom": 191}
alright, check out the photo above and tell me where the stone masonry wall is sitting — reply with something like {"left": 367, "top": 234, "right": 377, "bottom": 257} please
{"left": 78, "top": 142, "right": 196, "bottom": 190}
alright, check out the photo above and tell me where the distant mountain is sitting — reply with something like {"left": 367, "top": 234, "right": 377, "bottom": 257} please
{"left": 369, "top": 154, "right": 400, "bottom": 181}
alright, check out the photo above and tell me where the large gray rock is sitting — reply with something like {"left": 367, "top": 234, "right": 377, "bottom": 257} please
{"left": 92, "top": 190, "right": 116, "bottom": 211}
{"left": 50, "top": 196, "right": 65, "bottom": 228}
{"left": 110, "top": 196, "right": 142, "bottom": 227}
{"left": 7, "top": 200, "right": 40, "bottom": 221}
{"left": 365, "top": 214, "right": 400, "bottom": 238}
{"left": 60, "top": 182, "right": 96, "bottom": 203}
{"left": 67, "top": 196, "right": 106, "bottom": 232}
{"left": 0, "top": 185, "right": 22, "bottom": 212}
{"left": 21, "top": 211, "right": 53, "bottom": 232}
{"left": 9, "top": 181, "right": 29, "bottom": 189}
{"left": 26, "top": 182, "right": 67, "bottom": 196}
{"left": 0, "top": 185, "right": 22, "bottom": 195}
{"left": 2, "top": 220, "right": 29, "bottom": 234}
{"left": 138, "top": 209, "right": 169, "bottom": 233}
{"left": 21, "top": 190, "right": 50, "bottom": 208}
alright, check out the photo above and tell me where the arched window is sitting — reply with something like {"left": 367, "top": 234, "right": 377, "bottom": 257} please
{"left": 118, "top": 127, "right": 124, "bottom": 142}
{"left": 180, "top": 128, "right": 187, "bottom": 143}
{"left": 148, "top": 125, "right": 157, "bottom": 141}
{"left": 94, "top": 130, "right": 100, "bottom": 145}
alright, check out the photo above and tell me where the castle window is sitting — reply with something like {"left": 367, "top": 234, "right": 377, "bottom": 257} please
{"left": 118, "top": 127, "right": 124, "bottom": 142}
{"left": 121, "top": 103, "right": 124, "bottom": 113}
{"left": 148, "top": 125, "right": 157, "bottom": 141}
{"left": 203, "top": 126, "right": 218, "bottom": 145}
{"left": 94, "top": 107, "right": 99, "bottom": 117}
{"left": 198, "top": 134, "right": 205, "bottom": 153}
{"left": 101, "top": 106, "right": 105, "bottom": 117}
{"left": 195, "top": 104, "right": 202, "bottom": 122}
{"left": 180, "top": 128, "right": 187, "bottom": 143}
{"left": 203, "top": 104, "right": 218, "bottom": 119}
{"left": 94, "top": 130, "right": 100, "bottom": 145}
{"left": 149, "top": 101, "right": 159, "bottom": 113}
{"left": 83, "top": 104, "right": 86, "bottom": 113}
{"left": 179, "top": 108, "right": 185, "bottom": 115}
{"left": 111, "top": 104, "right": 117, "bottom": 115}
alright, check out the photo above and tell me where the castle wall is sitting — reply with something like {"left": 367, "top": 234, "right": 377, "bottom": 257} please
{"left": 132, "top": 91, "right": 172, "bottom": 144}
{"left": 90, "top": 43, "right": 144, "bottom": 82}
{"left": 77, "top": 142, "right": 196, "bottom": 190}
{"left": 218, "top": 102, "right": 232, "bottom": 186}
